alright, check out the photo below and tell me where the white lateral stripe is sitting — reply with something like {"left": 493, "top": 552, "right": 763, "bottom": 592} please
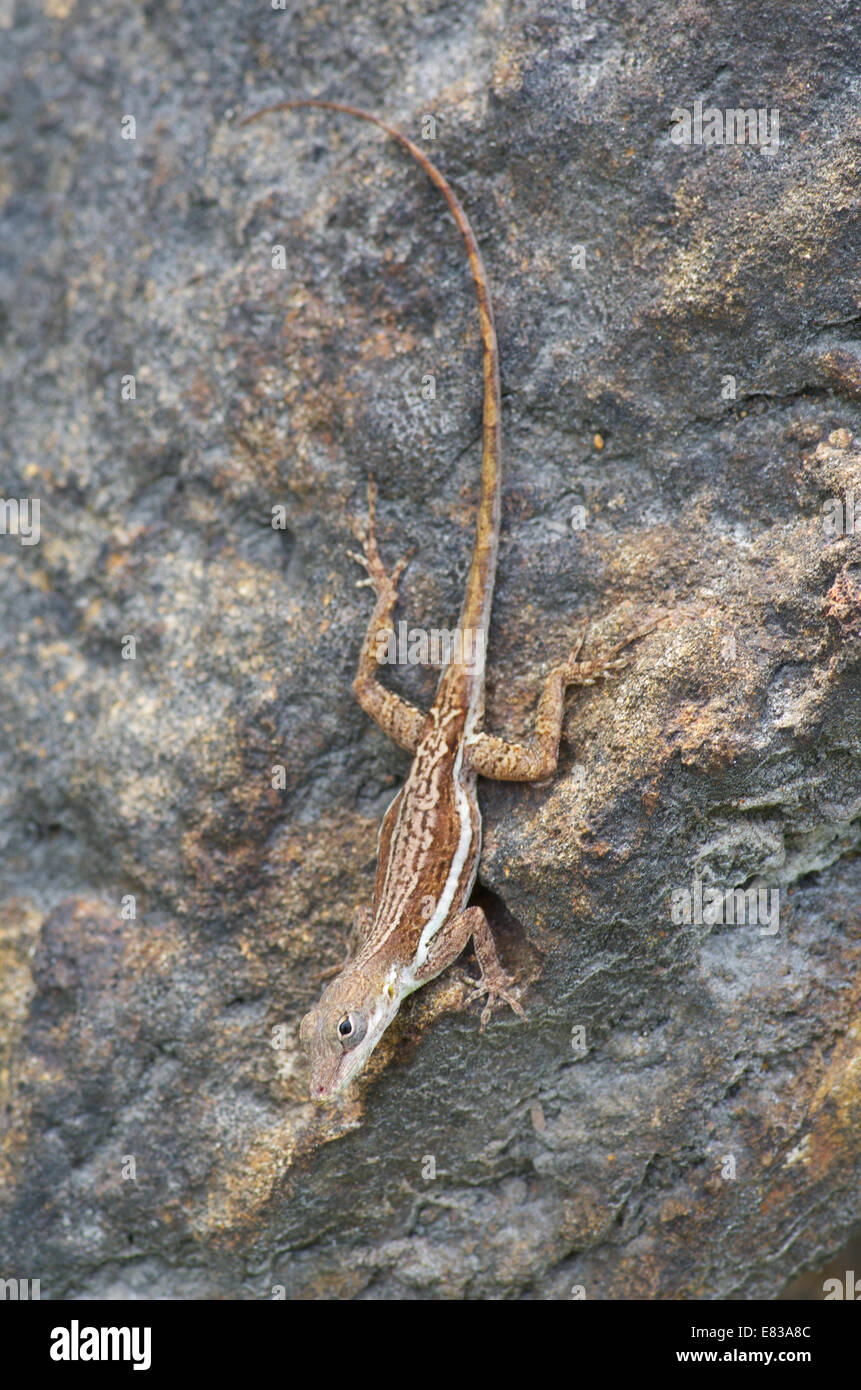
{"left": 377, "top": 787, "right": 401, "bottom": 854}
{"left": 413, "top": 743, "right": 473, "bottom": 971}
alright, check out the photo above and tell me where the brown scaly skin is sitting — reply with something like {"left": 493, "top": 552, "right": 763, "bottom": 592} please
{"left": 240, "top": 100, "right": 659, "bottom": 1101}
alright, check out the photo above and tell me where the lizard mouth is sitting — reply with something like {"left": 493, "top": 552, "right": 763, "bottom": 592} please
{"left": 311, "top": 1056, "right": 359, "bottom": 1103}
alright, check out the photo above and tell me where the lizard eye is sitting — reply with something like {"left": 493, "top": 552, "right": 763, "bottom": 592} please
{"left": 337, "top": 1012, "right": 367, "bottom": 1049}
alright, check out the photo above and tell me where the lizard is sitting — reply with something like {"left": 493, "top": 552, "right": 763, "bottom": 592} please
{"left": 240, "top": 99, "right": 657, "bottom": 1101}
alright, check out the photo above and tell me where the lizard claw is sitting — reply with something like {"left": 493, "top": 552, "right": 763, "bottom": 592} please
{"left": 347, "top": 482, "right": 410, "bottom": 602}
{"left": 463, "top": 969, "right": 527, "bottom": 1031}
{"left": 347, "top": 548, "right": 374, "bottom": 586}
{"left": 558, "top": 615, "right": 663, "bottom": 685}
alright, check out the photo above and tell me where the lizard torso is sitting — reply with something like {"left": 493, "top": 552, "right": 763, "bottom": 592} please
{"left": 366, "top": 685, "right": 481, "bottom": 987}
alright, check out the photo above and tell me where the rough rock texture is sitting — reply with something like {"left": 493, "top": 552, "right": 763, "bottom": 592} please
{"left": 1, "top": 0, "right": 859, "bottom": 1299}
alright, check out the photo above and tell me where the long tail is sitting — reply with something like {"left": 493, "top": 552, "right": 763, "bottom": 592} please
{"left": 239, "top": 99, "right": 501, "bottom": 658}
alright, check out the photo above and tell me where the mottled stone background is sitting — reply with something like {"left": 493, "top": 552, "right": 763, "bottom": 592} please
{"left": 1, "top": 0, "right": 859, "bottom": 1298}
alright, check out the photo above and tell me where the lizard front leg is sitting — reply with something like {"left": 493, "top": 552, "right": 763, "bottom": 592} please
{"left": 464, "top": 621, "right": 660, "bottom": 782}
{"left": 412, "top": 905, "right": 526, "bottom": 1029}
{"left": 348, "top": 479, "right": 426, "bottom": 753}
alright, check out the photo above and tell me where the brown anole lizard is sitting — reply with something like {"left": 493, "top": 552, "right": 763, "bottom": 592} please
{"left": 241, "top": 99, "right": 657, "bottom": 1101}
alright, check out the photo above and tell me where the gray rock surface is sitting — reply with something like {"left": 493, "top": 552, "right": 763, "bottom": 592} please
{"left": 1, "top": 0, "right": 859, "bottom": 1299}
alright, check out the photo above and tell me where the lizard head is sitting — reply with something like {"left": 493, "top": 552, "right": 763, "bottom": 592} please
{"left": 299, "top": 964, "right": 401, "bottom": 1101}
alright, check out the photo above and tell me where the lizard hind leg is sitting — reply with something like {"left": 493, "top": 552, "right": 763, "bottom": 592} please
{"left": 464, "top": 616, "right": 664, "bottom": 782}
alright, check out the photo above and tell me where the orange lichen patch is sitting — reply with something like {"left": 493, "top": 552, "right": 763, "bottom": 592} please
{"left": 357, "top": 326, "right": 418, "bottom": 364}
{"left": 192, "top": 1065, "right": 394, "bottom": 1240}
{"left": 807, "top": 1019, "right": 861, "bottom": 1139}
{"left": 262, "top": 808, "right": 381, "bottom": 957}
{"left": 0, "top": 899, "right": 43, "bottom": 1185}
{"left": 825, "top": 568, "right": 861, "bottom": 631}
{"left": 559, "top": 1188, "right": 616, "bottom": 1247}
{"left": 659, "top": 1193, "right": 695, "bottom": 1223}
{"left": 816, "top": 348, "right": 861, "bottom": 401}
{"left": 186, "top": 369, "right": 215, "bottom": 414}
{"left": 122, "top": 917, "right": 187, "bottom": 978}
{"left": 195, "top": 1112, "right": 337, "bottom": 1239}
{"left": 583, "top": 840, "right": 613, "bottom": 859}
{"left": 642, "top": 786, "right": 660, "bottom": 815}
{"left": 105, "top": 548, "right": 133, "bottom": 575}
{"left": 492, "top": 38, "right": 525, "bottom": 97}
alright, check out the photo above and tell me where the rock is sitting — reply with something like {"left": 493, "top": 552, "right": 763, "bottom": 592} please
{"left": 1, "top": 1, "right": 859, "bottom": 1299}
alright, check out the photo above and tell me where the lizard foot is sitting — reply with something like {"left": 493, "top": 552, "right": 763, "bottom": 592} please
{"left": 348, "top": 479, "right": 410, "bottom": 601}
{"left": 557, "top": 615, "right": 666, "bottom": 686}
{"left": 462, "top": 968, "right": 527, "bottom": 1032}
